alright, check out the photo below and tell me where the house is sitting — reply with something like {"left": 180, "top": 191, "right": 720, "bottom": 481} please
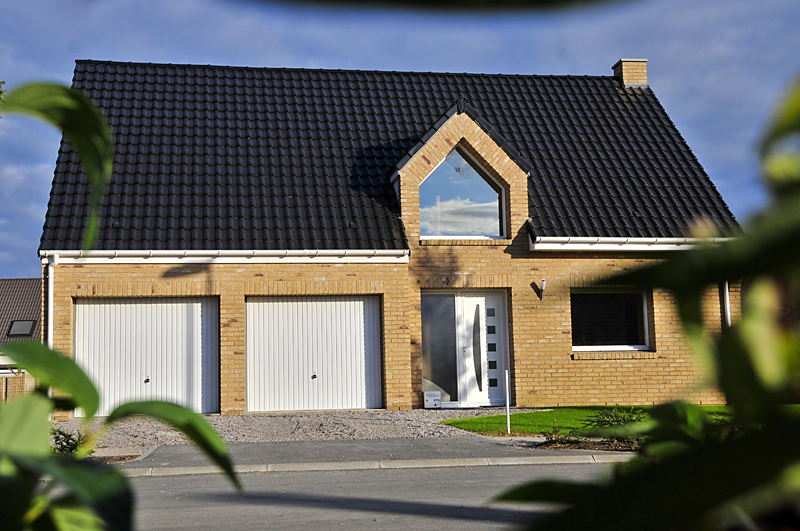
{"left": 39, "top": 59, "right": 740, "bottom": 417}
{"left": 0, "top": 278, "right": 41, "bottom": 400}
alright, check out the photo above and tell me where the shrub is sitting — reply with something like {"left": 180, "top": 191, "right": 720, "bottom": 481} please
{"left": 582, "top": 407, "right": 648, "bottom": 430}
{"left": 51, "top": 427, "right": 85, "bottom": 455}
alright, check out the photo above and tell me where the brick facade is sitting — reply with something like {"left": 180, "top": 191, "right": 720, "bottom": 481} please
{"left": 45, "top": 110, "right": 731, "bottom": 416}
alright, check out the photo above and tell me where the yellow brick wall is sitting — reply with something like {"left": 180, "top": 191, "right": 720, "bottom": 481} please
{"left": 49, "top": 262, "right": 413, "bottom": 415}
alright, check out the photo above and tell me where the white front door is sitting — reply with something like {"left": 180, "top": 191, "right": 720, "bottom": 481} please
{"left": 422, "top": 291, "right": 508, "bottom": 408}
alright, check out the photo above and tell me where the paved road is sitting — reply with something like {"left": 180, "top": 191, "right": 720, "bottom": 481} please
{"left": 132, "top": 463, "right": 605, "bottom": 530}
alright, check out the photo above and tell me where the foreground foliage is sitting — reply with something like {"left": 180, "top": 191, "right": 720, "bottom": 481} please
{"left": 499, "top": 75, "right": 800, "bottom": 530}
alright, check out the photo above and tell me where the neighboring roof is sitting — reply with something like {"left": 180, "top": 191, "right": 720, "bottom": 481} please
{"left": 40, "top": 60, "right": 738, "bottom": 251}
{"left": 0, "top": 279, "right": 41, "bottom": 345}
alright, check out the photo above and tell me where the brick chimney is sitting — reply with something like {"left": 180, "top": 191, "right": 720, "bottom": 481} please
{"left": 612, "top": 58, "right": 648, "bottom": 86}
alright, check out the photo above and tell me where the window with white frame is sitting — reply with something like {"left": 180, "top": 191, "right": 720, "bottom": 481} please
{"left": 570, "top": 291, "right": 649, "bottom": 351}
{"left": 419, "top": 149, "right": 504, "bottom": 238}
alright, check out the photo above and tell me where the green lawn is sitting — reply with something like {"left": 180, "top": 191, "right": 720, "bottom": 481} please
{"left": 443, "top": 406, "right": 732, "bottom": 436}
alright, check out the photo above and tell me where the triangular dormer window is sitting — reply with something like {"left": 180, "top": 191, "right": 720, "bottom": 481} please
{"left": 419, "top": 149, "right": 504, "bottom": 238}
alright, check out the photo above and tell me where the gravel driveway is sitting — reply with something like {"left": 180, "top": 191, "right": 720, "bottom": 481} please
{"left": 55, "top": 407, "right": 529, "bottom": 450}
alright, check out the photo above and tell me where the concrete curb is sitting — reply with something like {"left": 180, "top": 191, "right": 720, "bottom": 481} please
{"left": 121, "top": 453, "right": 633, "bottom": 478}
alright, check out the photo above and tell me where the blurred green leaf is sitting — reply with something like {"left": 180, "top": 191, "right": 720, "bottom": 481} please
{"left": 760, "top": 76, "right": 800, "bottom": 157}
{"left": 47, "top": 498, "right": 107, "bottom": 531}
{"left": 639, "top": 440, "right": 690, "bottom": 459}
{"left": 107, "top": 401, "right": 241, "bottom": 490}
{"left": 1, "top": 82, "right": 112, "bottom": 249}
{"left": 0, "top": 342, "right": 99, "bottom": 419}
{"left": 715, "top": 281, "right": 796, "bottom": 421}
{"left": 15, "top": 456, "right": 132, "bottom": 531}
{"left": 643, "top": 401, "right": 714, "bottom": 448}
{"left": 499, "top": 480, "right": 602, "bottom": 503}
{"left": 0, "top": 472, "right": 39, "bottom": 531}
{"left": 738, "top": 280, "right": 792, "bottom": 391}
{"left": 649, "top": 401, "right": 708, "bottom": 437}
{"left": 763, "top": 152, "right": 800, "bottom": 194}
{"left": 513, "top": 419, "right": 800, "bottom": 531}
{"left": 27, "top": 495, "right": 58, "bottom": 531}
{"left": 0, "top": 393, "right": 53, "bottom": 458}
{"left": 48, "top": 397, "right": 79, "bottom": 413}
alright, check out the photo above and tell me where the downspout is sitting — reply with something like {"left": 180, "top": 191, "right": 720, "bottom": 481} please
{"left": 722, "top": 281, "right": 731, "bottom": 328}
{"left": 43, "top": 253, "right": 58, "bottom": 417}
{"left": 46, "top": 254, "right": 58, "bottom": 349}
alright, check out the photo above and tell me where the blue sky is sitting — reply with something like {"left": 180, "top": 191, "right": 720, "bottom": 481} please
{"left": 1, "top": 0, "right": 798, "bottom": 278}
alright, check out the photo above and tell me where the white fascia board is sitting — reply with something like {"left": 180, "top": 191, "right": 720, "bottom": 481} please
{"left": 38, "top": 249, "right": 410, "bottom": 264}
{"left": 529, "top": 235, "right": 735, "bottom": 252}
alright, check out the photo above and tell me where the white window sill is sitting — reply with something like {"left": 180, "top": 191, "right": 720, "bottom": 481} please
{"left": 572, "top": 345, "right": 650, "bottom": 352}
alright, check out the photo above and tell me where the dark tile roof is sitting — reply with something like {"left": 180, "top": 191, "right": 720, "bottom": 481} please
{"left": 40, "top": 60, "right": 738, "bottom": 251}
{"left": 0, "top": 278, "right": 41, "bottom": 345}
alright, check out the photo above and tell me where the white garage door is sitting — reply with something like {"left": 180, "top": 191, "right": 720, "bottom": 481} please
{"left": 246, "top": 296, "right": 382, "bottom": 411}
{"left": 74, "top": 297, "right": 219, "bottom": 416}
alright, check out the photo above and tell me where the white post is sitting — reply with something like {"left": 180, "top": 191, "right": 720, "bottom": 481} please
{"left": 505, "top": 369, "right": 511, "bottom": 434}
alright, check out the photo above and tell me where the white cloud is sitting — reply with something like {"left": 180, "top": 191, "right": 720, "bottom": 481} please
{"left": 420, "top": 198, "right": 500, "bottom": 236}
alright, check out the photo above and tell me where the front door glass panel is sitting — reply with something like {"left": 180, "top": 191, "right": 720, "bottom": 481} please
{"left": 421, "top": 294, "right": 459, "bottom": 402}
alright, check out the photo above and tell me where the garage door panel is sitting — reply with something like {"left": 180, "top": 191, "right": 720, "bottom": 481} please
{"left": 246, "top": 296, "right": 382, "bottom": 411}
{"left": 74, "top": 298, "right": 219, "bottom": 416}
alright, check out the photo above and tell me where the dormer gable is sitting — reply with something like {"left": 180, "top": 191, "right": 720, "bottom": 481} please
{"left": 392, "top": 101, "right": 531, "bottom": 242}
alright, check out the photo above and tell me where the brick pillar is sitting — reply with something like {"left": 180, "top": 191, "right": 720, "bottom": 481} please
{"left": 383, "top": 288, "right": 414, "bottom": 410}
{"left": 219, "top": 287, "right": 246, "bottom": 414}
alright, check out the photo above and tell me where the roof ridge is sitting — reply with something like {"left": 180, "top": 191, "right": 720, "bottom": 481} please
{"left": 73, "top": 59, "right": 614, "bottom": 79}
